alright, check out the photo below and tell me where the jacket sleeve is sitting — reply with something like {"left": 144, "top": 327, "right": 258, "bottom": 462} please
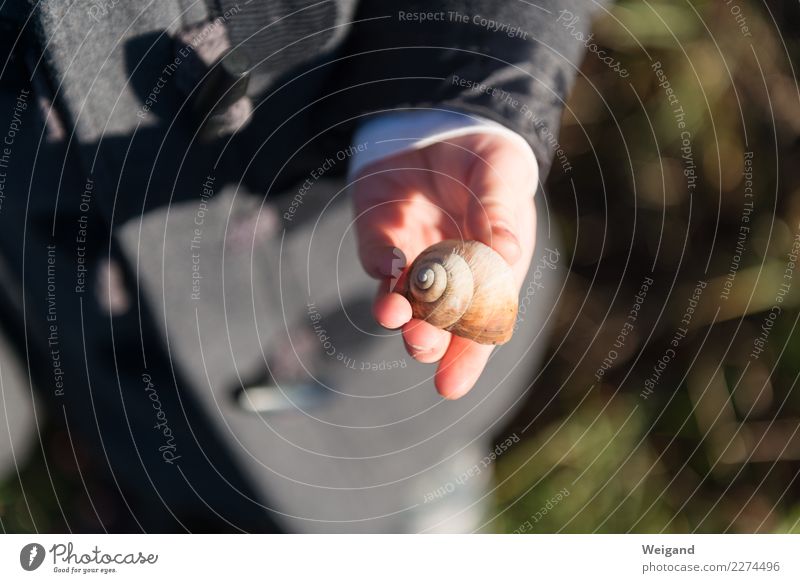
{"left": 318, "top": 0, "right": 607, "bottom": 178}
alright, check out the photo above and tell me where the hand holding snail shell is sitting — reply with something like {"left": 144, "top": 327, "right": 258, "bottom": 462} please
{"left": 403, "top": 240, "right": 518, "bottom": 345}
{"left": 351, "top": 131, "right": 537, "bottom": 398}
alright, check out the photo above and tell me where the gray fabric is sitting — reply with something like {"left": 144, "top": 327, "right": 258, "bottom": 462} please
{"left": 24, "top": 0, "right": 606, "bottom": 200}
{"left": 216, "top": 0, "right": 359, "bottom": 90}
{"left": 33, "top": 0, "right": 189, "bottom": 140}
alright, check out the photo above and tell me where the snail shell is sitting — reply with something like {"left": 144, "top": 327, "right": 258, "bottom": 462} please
{"left": 404, "top": 240, "right": 518, "bottom": 345}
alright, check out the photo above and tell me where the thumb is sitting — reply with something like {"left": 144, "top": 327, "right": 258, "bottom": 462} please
{"left": 466, "top": 137, "right": 538, "bottom": 265}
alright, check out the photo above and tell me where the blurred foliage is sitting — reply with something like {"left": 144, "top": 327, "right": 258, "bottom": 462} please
{"left": 493, "top": 0, "right": 800, "bottom": 533}
{"left": 0, "top": 421, "right": 111, "bottom": 532}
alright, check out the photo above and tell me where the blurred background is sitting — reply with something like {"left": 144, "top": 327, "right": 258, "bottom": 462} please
{"left": 486, "top": 0, "right": 800, "bottom": 533}
{"left": 3, "top": 0, "right": 800, "bottom": 533}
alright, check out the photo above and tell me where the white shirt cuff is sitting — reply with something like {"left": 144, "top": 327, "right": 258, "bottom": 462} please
{"left": 347, "top": 109, "right": 536, "bottom": 180}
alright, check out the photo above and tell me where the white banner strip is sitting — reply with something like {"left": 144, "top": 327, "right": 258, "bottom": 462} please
{"left": 0, "top": 534, "right": 796, "bottom": 581}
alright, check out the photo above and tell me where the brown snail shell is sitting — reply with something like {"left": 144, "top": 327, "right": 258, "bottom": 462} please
{"left": 404, "top": 240, "right": 518, "bottom": 345}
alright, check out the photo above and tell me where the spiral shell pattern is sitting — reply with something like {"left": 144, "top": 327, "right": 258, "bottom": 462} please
{"left": 404, "top": 240, "right": 518, "bottom": 345}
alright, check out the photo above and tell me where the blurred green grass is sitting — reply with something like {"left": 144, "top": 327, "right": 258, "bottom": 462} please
{"left": 491, "top": 0, "right": 800, "bottom": 533}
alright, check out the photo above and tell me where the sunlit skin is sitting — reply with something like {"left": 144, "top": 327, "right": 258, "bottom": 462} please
{"left": 352, "top": 132, "right": 538, "bottom": 399}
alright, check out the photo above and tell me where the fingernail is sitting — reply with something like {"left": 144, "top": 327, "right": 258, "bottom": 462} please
{"left": 492, "top": 222, "right": 518, "bottom": 241}
{"left": 491, "top": 222, "right": 521, "bottom": 259}
{"left": 406, "top": 342, "right": 437, "bottom": 357}
{"left": 407, "top": 342, "right": 428, "bottom": 351}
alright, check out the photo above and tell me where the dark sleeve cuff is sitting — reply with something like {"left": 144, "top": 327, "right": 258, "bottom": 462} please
{"left": 316, "top": 0, "right": 606, "bottom": 178}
